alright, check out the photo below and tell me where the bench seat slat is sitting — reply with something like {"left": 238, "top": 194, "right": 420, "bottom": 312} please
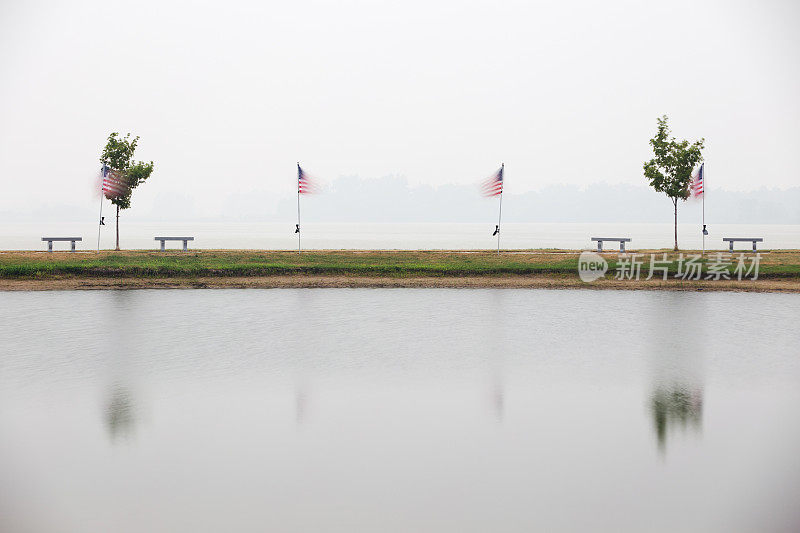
{"left": 722, "top": 237, "right": 763, "bottom": 252}
{"left": 155, "top": 236, "right": 195, "bottom": 252}
{"left": 42, "top": 237, "right": 81, "bottom": 252}
{"left": 590, "top": 237, "right": 632, "bottom": 253}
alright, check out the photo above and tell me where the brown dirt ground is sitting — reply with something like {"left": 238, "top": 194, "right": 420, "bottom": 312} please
{"left": 1, "top": 275, "right": 798, "bottom": 292}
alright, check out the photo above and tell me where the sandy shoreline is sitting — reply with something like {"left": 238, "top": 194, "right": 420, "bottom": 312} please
{"left": 2, "top": 275, "right": 798, "bottom": 292}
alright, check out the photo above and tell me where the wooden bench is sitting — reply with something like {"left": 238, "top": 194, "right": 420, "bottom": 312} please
{"left": 155, "top": 237, "right": 194, "bottom": 252}
{"left": 42, "top": 237, "right": 82, "bottom": 252}
{"left": 591, "top": 237, "right": 631, "bottom": 253}
{"left": 722, "top": 237, "right": 763, "bottom": 252}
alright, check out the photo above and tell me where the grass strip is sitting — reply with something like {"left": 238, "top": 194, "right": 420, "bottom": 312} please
{"left": 0, "top": 250, "right": 798, "bottom": 280}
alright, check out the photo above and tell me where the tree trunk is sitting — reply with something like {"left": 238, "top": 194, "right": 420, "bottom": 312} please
{"left": 115, "top": 204, "right": 120, "bottom": 251}
{"left": 673, "top": 198, "right": 678, "bottom": 251}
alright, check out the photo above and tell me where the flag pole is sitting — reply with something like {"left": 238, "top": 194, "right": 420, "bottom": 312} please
{"left": 702, "top": 163, "right": 706, "bottom": 258}
{"left": 297, "top": 162, "right": 301, "bottom": 254}
{"left": 702, "top": 180, "right": 705, "bottom": 257}
{"left": 497, "top": 163, "right": 504, "bottom": 254}
{"left": 97, "top": 195, "right": 103, "bottom": 252}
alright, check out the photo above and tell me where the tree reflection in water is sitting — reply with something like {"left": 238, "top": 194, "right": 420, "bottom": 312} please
{"left": 105, "top": 385, "right": 136, "bottom": 442}
{"left": 646, "top": 292, "right": 706, "bottom": 453}
{"left": 650, "top": 385, "right": 703, "bottom": 452}
{"left": 103, "top": 291, "right": 139, "bottom": 443}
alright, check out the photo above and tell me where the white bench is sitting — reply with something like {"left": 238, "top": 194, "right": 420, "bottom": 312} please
{"left": 155, "top": 237, "right": 194, "bottom": 252}
{"left": 722, "top": 237, "right": 763, "bottom": 252}
{"left": 42, "top": 237, "right": 82, "bottom": 252}
{"left": 591, "top": 237, "right": 631, "bottom": 253}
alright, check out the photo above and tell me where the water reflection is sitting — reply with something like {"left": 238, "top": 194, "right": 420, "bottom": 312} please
{"left": 490, "top": 375, "right": 504, "bottom": 422}
{"left": 1, "top": 290, "right": 799, "bottom": 532}
{"left": 105, "top": 384, "right": 136, "bottom": 441}
{"left": 103, "top": 291, "right": 141, "bottom": 443}
{"left": 295, "top": 383, "right": 309, "bottom": 425}
{"left": 646, "top": 293, "right": 706, "bottom": 453}
{"left": 485, "top": 291, "right": 507, "bottom": 422}
{"left": 650, "top": 386, "right": 703, "bottom": 452}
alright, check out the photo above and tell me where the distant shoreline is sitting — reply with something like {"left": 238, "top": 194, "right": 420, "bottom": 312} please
{"left": 1, "top": 249, "right": 798, "bottom": 292}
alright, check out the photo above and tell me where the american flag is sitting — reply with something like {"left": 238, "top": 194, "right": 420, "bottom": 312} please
{"left": 691, "top": 163, "right": 704, "bottom": 198}
{"left": 480, "top": 165, "right": 504, "bottom": 197}
{"left": 298, "top": 164, "right": 316, "bottom": 194}
{"left": 101, "top": 166, "right": 128, "bottom": 199}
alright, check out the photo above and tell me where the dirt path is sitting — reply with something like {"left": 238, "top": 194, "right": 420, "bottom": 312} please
{"left": 2, "top": 275, "right": 798, "bottom": 292}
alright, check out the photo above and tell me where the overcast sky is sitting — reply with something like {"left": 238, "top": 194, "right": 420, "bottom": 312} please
{"left": 1, "top": 0, "right": 799, "bottom": 219}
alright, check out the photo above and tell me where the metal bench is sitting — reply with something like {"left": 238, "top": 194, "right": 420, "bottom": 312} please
{"left": 42, "top": 237, "right": 82, "bottom": 252}
{"left": 591, "top": 237, "right": 631, "bottom": 253}
{"left": 722, "top": 237, "right": 763, "bottom": 252}
{"left": 155, "top": 237, "right": 195, "bottom": 252}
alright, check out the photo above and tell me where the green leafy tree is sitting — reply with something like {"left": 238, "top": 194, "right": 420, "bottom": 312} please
{"left": 643, "top": 116, "right": 704, "bottom": 251}
{"left": 100, "top": 133, "right": 154, "bottom": 250}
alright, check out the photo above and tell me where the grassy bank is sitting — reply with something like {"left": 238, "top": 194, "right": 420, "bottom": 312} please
{"left": 1, "top": 250, "right": 799, "bottom": 292}
{"left": 0, "top": 250, "right": 579, "bottom": 278}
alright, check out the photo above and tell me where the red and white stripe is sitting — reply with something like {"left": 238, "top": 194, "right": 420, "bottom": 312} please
{"left": 102, "top": 170, "right": 128, "bottom": 199}
{"left": 298, "top": 166, "right": 316, "bottom": 194}
{"left": 691, "top": 164, "right": 704, "bottom": 198}
{"left": 480, "top": 167, "right": 504, "bottom": 197}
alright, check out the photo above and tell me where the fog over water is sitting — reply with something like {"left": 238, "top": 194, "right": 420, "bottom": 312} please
{"left": 4, "top": 178, "right": 799, "bottom": 227}
{"left": 1, "top": 289, "right": 799, "bottom": 532}
{"left": 2, "top": 0, "right": 799, "bottom": 225}
{"left": 3, "top": 222, "right": 798, "bottom": 251}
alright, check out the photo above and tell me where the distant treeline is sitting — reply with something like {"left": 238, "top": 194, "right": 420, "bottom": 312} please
{"left": 5, "top": 177, "right": 800, "bottom": 224}
{"left": 224, "top": 178, "right": 800, "bottom": 224}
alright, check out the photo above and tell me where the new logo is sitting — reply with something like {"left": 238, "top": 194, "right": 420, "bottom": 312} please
{"left": 578, "top": 251, "right": 608, "bottom": 282}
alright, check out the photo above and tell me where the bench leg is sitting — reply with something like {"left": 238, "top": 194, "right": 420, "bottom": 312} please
{"left": 70, "top": 240, "right": 76, "bottom": 252}
{"left": 753, "top": 241, "right": 757, "bottom": 252}
{"left": 47, "top": 241, "right": 52, "bottom": 252}
{"left": 183, "top": 240, "right": 188, "bottom": 252}
{"left": 160, "top": 240, "right": 165, "bottom": 252}
{"left": 597, "top": 241, "right": 603, "bottom": 252}
{"left": 729, "top": 241, "right": 734, "bottom": 253}
{"left": 620, "top": 241, "right": 625, "bottom": 253}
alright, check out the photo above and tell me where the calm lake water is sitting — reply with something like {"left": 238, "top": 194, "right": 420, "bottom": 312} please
{"left": 4, "top": 222, "right": 800, "bottom": 250}
{"left": 1, "top": 289, "right": 799, "bottom": 533}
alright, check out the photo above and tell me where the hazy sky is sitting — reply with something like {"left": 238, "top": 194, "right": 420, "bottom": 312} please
{"left": 1, "top": 0, "right": 799, "bottom": 219}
